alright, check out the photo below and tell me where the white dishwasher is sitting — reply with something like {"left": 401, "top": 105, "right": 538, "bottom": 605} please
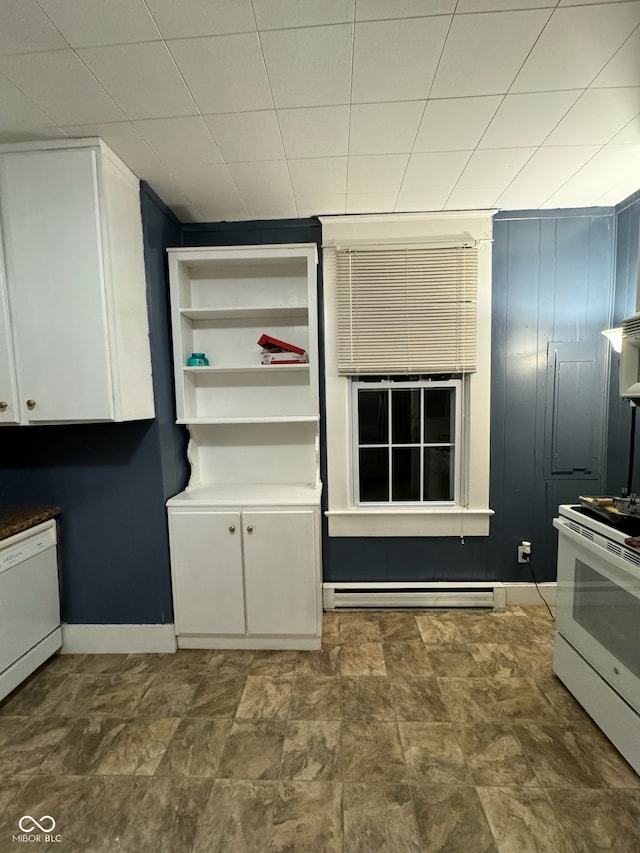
{"left": 0, "top": 519, "right": 62, "bottom": 702}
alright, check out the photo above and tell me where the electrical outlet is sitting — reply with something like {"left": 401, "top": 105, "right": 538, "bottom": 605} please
{"left": 518, "top": 540, "right": 532, "bottom": 563}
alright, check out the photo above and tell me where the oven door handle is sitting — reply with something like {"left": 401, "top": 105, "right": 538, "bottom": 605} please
{"left": 553, "top": 517, "right": 640, "bottom": 583}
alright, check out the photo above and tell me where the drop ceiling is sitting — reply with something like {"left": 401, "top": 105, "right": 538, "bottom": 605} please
{"left": 1, "top": 0, "right": 640, "bottom": 222}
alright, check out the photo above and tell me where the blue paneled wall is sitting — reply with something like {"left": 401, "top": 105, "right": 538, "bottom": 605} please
{"left": 0, "top": 185, "right": 633, "bottom": 623}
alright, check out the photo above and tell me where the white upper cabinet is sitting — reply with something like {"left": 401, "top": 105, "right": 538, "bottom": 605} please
{"left": 0, "top": 139, "right": 154, "bottom": 424}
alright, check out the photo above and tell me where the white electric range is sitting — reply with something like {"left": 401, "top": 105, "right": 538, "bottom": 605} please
{"left": 553, "top": 503, "right": 640, "bottom": 776}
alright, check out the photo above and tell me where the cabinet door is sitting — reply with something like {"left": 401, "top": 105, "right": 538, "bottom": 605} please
{"left": 0, "top": 149, "right": 113, "bottom": 422}
{"left": 0, "top": 239, "right": 19, "bottom": 423}
{"left": 169, "top": 511, "right": 245, "bottom": 636}
{"left": 243, "top": 510, "right": 318, "bottom": 636}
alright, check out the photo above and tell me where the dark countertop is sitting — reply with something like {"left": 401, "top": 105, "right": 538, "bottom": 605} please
{"left": 0, "top": 506, "right": 61, "bottom": 542}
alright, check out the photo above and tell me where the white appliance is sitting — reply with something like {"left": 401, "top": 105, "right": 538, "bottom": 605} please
{"left": 0, "top": 519, "right": 61, "bottom": 702}
{"left": 553, "top": 504, "right": 640, "bottom": 775}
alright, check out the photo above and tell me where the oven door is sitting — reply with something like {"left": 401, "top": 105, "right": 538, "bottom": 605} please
{"left": 553, "top": 517, "right": 640, "bottom": 715}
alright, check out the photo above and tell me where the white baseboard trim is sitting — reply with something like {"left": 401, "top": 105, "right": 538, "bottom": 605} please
{"left": 61, "top": 623, "right": 177, "bottom": 654}
{"left": 503, "top": 582, "right": 556, "bottom": 606}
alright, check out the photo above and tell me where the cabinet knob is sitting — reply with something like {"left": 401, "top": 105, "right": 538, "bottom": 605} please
{"left": 228, "top": 525, "right": 235, "bottom": 534}
{"left": 26, "top": 399, "right": 36, "bottom": 410}
{"left": 246, "top": 525, "right": 253, "bottom": 534}
{"left": 0, "top": 401, "right": 7, "bottom": 411}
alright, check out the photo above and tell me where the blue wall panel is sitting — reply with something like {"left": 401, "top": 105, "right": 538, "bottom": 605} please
{"left": 0, "top": 182, "right": 182, "bottom": 624}
{"left": 325, "top": 209, "right": 615, "bottom": 584}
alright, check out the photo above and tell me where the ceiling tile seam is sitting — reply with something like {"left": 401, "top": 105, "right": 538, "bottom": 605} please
{"left": 0, "top": 71, "right": 63, "bottom": 131}
{"left": 248, "top": 0, "right": 298, "bottom": 218}
{"left": 31, "top": 0, "right": 74, "bottom": 51}
{"left": 445, "top": 1, "right": 561, "bottom": 208}
{"left": 503, "top": 0, "right": 560, "bottom": 99}
{"left": 394, "top": 5, "right": 457, "bottom": 210}
{"left": 583, "top": 19, "right": 640, "bottom": 89}
{"left": 529, "top": 20, "right": 640, "bottom": 152}
{"left": 344, "top": 3, "right": 357, "bottom": 213}
{"left": 538, "top": 144, "right": 607, "bottom": 208}
{"left": 148, "top": 13, "right": 250, "bottom": 218}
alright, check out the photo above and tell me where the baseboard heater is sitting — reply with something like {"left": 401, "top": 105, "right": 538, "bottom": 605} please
{"left": 323, "top": 582, "right": 506, "bottom": 611}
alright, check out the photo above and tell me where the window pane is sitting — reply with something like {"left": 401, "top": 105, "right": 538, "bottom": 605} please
{"left": 392, "top": 389, "right": 421, "bottom": 444}
{"left": 392, "top": 447, "right": 420, "bottom": 501}
{"left": 358, "top": 390, "right": 388, "bottom": 445}
{"left": 359, "top": 448, "right": 389, "bottom": 502}
{"left": 424, "top": 388, "right": 454, "bottom": 443}
{"left": 423, "top": 447, "right": 454, "bottom": 501}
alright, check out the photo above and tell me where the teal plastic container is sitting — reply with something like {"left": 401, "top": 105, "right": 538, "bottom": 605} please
{"left": 187, "top": 352, "right": 209, "bottom": 366}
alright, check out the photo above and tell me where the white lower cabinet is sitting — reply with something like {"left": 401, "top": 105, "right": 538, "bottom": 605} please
{"left": 168, "top": 506, "right": 321, "bottom": 649}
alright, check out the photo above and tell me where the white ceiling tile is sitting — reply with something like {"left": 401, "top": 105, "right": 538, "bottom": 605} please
{"left": 170, "top": 162, "right": 249, "bottom": 218}
{"left": 559, "top": 0, "right": 633, "bottom": 5}
{"left": 347, "top": 153, "right": 409, "bottom": 193}
{"left": 349, "top": 101, "right": 424, "bottom": 155}
{"left": 511, "top": 3, "right": 640, "bottom": 94}
{"left": 59, "top": 120, "right": 165, "bottom": 176}
{"left": 479, "top": 91, "right": 582, "bottom": 149}
{"left": 0, "top": 50, "right": 124, "bottom": 125}
{"left": 253, "top": 0, "right": 354, "bottom": 29}
{"left": 593, "top": 29, "right": 640, "bottom": 88}
{"left": 455, "top": 148, "right": 536, "bottom": 189}
{"left": 133, "top": 117, "right": 223, "bottom": 168}
{"left": 168, "top": 34, "right": 273, "bottom": 114}
{"left": 594, "top": 166, "right": 640, "bottom": 206}
{"left": 444, "top": 188, "right": 501, "bottom": 210}
{"left": 414, "top": 96, "right": 502, "bottom": 152}
{"left": 355, "top": 1, "right": 455, "bottom": 20}
{"left": 260, "top": 25, "right": 353, "bottom": 108}
{"left": 144, "top": 0, "right": 255, "bottom": 39}
{"left": 401, "top": 151, "right": 471, "bottom": 191}
{"left": 37, "top": 0, "right": 160, "bottom": 47}
{"left": 0, "top": 0, "right": 67, "bottom": 55}
{"left": 457, "top": 0, "right": 553, "bottom": 10}
{"left": 288, "top": 157, "right": 347, "bottom": 195}
{"left": 352, "top": 17, "right": 449, "bottom": 103}
{"left": 612, "top": 115, "right": 640, "bottom": 144}
{"left": 0, "top": 77, "right": 55, "bottom": 133}
{"left": 494, "top": 145, "right": 600, "bottom": 209}
{"left": 77, "top": 42, "right": 197, "bottom": 120}
{"left": 228, "top": 160, "right": 296, "bottom": 216}
{"left": 430, "top": 9, "right": 551, "bottom": 98}
{"left": 204, "top": 111, "right": 285, "bottom": 162}
{"left": 541, "top": 144, "right": 640, "bottom": 207}
{"left": 545, "top": 87, "right": 640, "bottom": 146}
{"left": 0, "top": 127, "right": 66, "bottom": 144}
{"left": 278, "top": 106, "right": 349, "bottom": 158}
{"left": 295, "top": 193, "right": 347, "bottom": 215}
{"left": 395, "top": 189, "right": 450, "bottom": 211}
{"left": 346, "top": 192, "right": 397, "bottom": 212}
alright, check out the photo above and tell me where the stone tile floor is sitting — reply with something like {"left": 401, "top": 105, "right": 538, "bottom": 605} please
{"left": 0, "top": 606, "right": 639, "bottom": 852}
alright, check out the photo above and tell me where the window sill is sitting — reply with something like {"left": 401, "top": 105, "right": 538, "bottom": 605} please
{"left": 325, "top": 507, "right": 494, "bottom": 537}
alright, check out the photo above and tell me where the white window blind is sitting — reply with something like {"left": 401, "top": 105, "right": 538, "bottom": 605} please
{"left": 335, "top": 245, "right": 478, "bottom": 375}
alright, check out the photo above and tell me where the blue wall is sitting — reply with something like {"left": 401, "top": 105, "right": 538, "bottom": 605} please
{"left": 606, "top": 189, "right": 640, "bottom": 495}
{"left": 325, "top": 208, "right": 615, "bottom": 584}
{"left": 0, "top": 183, "right": 184, "bottom": 624}
{"left": 0, "top": 189, "right": 632, "bottom": 623}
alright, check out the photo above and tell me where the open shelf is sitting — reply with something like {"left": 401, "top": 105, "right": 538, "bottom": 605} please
{"left": 183, "top": 364, "right": 309, "bottom": 374}
{"left": 177, "top": 415, "right": 320, "bottom": 425}
{"left": 181, "top": 306, "right": 308, "bottom": 321}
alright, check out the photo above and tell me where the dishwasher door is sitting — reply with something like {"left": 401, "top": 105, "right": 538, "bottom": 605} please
{"left": 0, "top": 520, "right": 60, "bottom": 676}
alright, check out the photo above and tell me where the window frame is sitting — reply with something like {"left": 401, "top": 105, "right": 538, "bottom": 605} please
{"left": 319, "top": 211, "right": 495, "bottom": 538}
{"left": 351, "top": 377, "right": 462, "bottom": 507}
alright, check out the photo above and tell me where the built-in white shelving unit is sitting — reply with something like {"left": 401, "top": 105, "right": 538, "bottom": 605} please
{"left": 166, "top": 244, "right": 322, "bottom": 650}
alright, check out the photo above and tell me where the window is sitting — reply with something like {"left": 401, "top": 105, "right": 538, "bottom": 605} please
{"left": 353, "top": 378, "right": 461, "bottom": 505}
{"left": 320, "top": 212, "right": 495, "bottom": 538}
